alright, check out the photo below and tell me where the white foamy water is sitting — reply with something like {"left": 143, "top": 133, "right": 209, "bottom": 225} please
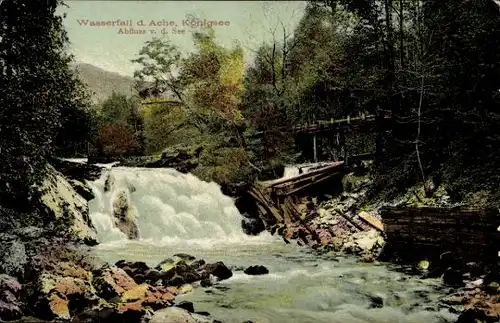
{"left": 87, "top": 167, "right": 273, "bottom": 246}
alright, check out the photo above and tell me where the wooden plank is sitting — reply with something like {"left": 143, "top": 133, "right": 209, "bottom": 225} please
{"left": 264, "top": 162, "right": 344, "bottom": 188}
{"left": 358, "top": 211, "right": 384, "bottom": 231}
{"left": 282, "top": 172, "right": 340, "bottom": 196}
{"left": 248, "top": 187, "right": 283, "bottom": 222}
{"left": 379, "top": 206, "right": 500, "bottom": 263}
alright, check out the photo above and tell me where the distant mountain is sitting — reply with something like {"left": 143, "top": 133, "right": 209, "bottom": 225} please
{"left": 71, "top": 62, "right": 135, "bottom": 104}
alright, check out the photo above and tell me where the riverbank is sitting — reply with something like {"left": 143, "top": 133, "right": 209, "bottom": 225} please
{"left": 0, "top": 160, "right": 233, "bottom": 323}
{"left": 256, "top": 165, "right": 500, "bottom": 323}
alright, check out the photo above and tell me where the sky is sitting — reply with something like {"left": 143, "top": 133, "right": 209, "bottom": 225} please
{"left": 59, "top": 1, "right": 307, "bottom": 77}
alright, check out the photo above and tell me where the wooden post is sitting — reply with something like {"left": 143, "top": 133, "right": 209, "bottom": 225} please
{"left": 313, "top": 135, "right": 317, "bottom": 163}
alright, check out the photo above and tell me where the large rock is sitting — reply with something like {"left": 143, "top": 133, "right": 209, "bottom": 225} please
{"left": 150, "top": 306, "right": 213, "bottom": 323}
{"left": 111, "top": 190, "right": 139, "bottom": 240}
{"left": 92, "top": 265, "right": 138, "bottom": 300}
{"left": 342, "top": 229, "right": 384, "bottom": 256}
{"left": 68, "top": 179, "right": 95, "bottom": 201}
{"left": 31, "top": 273, "right": 99, "bottom": 321}
{"left": 0, "top": 275, "right": 23, "bottom": 321}
{"left": 200, "top": 262, "right": 232, "bottom": 281}
{"left": 49, "top": 158, "right": 103, "bottom": 182}
{"left": 244, "top": 265, "right": 269, "bottom": 276}
{"left": 38, "top": 164, "right": 98, "bottom": 246}
{"left": 153, "top": 255, "right": 232, "bottom": 286}
{"left": 144, "top": 144, "right": 203, "bottom": 173}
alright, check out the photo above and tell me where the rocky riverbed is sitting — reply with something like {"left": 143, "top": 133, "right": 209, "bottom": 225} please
{"left": 0, "top": 242, "right": 240, "bottom": 322}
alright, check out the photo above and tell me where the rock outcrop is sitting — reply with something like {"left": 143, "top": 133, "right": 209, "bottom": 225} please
{"left": 38, "top": 164, "right": 98, "bottom": 246}
{"left": 117, "top": 144, "right": 203, "bottom": 173}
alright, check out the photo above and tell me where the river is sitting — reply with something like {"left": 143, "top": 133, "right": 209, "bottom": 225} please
{"left": 86, "top": 166, "right": 458, "bottom": 323}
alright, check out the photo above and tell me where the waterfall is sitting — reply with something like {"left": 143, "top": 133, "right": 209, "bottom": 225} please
{"left": 87, "top": 167, "right": 266, "bottom": 246}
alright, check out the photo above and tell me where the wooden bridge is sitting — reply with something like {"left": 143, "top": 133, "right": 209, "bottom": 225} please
{"left": 254, "top": 113, "right": 392, "bottom": 136}
{"left": 254, "top": 113, "right": 392, "bottom": 164}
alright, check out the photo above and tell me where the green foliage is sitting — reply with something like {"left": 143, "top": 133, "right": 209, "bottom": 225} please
{"left": 95, "top": 92, "right": 144, "bottom": 157}
{"left": 131, "top": 25, "right": 254, "bottom": 185}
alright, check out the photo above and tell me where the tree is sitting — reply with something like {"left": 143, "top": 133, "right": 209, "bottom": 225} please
{"left": 97, "top": 124, "right": 141, "bottom": 157}
{"left": 0, "top": 0, "right": 92, "bottom": 208}
{"left": 95, "top": 92, "right": 144, "bottom": 156}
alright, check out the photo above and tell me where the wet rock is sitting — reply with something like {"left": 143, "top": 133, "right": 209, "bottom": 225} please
{"left": 176, "top": 300, "right": 195, "bottom": 313}
{"left": 114, "top": 260, "right": 152, "bottom": 284}
{"left": 150, "top": 306, "right": 213, "bottom": 323}
{"left": 31, "top": 272, "right": 99, "bottom": 321}
{"left": 49, "top": 158, "right": 103, "bottom": 182}
{"left": 486, "top": 282, "right": 500, "bottom": 293}
{"left": 368, "top": 295, "right": 384, "bottom": 308}
{"left": 190, "top": 260, "right": 206, "bottom": 271}
{"left": 173, "top": 253, "right": 197, "bottom": 262}
{"left": 442, "top": 268, "right": 464, "bottom": 286}
{"left": 156, "top": 254, "right": 195, "bottom": 272}
{"left": 92, "top": 265, "right": 138, "bottom": 300}
{"left": 464, "top": 262, "right": 483, "bottom": 278}
{"left": 0, "top": 275, "right": 23, "bottom": 321}
{"left": 441, "top": 295, "right": 467, "bottom": 306}
{"left": 112, "top": 190, "right": 139, "bottom": 240}
{"left": 104, "top": 172, "right": 114, "bottom": 192}
{"left": 68, "top": 179, "right": 95, "bottom": 201}
{"left": 201, "top": 262, "right": 232, "bottom": 281}
{"left": 456, "top": 308, "right": 492, "bottom": 323}
{"left": 166, "top": 262, "right": 202, "bottom": 286}
{"left": 200, "top": 278, "right": 213, "bottom": 288}
{"left": 244, "top": 265, "right": 269, "bottom": 276}
{"left": 115, "top": 260, "right": 149, "bottom": 272}
{"left": 484, "top": 270, "right": 500, "bottom": 286}
{"left": 417, "top": 260, "right": 430, "bottom": 271}
{"left": 38, "top": 164, "right": 99, "bottom": 246}
{"left": 144, "top": 144, "right": 202, "bottom": 173}
{"left": 439, "top": 251, "right": 463, "bottom": 269}
{"left": 241, "top": 217, "right": 265, "bottom": 236}
{"left": 119, "top": 283, "right": 175, "bottom": 310}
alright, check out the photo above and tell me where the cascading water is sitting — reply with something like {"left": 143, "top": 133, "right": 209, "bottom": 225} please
{"left": 87, "top": 167, "right": 270, "bottom": 246}
{"left": 85, "top": 165, "right": 457, "bottom": 323}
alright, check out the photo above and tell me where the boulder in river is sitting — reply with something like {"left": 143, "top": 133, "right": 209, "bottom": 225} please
{"left": 111, "top": 190, "right": 139, "bottom": 240}
{"left": 442, "top": 267, "right": 464, "bottom": 286}
{"left": 244, "top": 265, "right": 269, "bottom": 276}
{"left": 200, "top": 262, "right": 232, "bottom": 281}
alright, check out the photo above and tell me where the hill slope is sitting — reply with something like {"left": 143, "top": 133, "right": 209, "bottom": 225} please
{"left": 72, "top": 62, "right": 135, "bottom": 104}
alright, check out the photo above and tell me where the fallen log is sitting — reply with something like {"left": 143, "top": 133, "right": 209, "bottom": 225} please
{"left": 358, "top": 211, "right": 384, "bottom": 232}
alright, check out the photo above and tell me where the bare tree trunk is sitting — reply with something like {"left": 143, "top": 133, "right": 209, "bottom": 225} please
{"left": 416, "top": 74, "right": 427, "bottom": 194}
